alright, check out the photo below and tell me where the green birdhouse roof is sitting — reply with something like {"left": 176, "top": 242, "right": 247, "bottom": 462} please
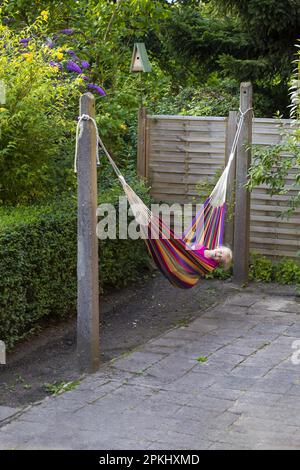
{"left": 130, "top": 43, "right": 152, "bottom": 73}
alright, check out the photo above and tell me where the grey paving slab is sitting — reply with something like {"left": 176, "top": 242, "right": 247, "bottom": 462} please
{"left": 1, "top": 289, "right": 300, "bottom": 450}
{"left": 0, "top": 406, "right": 20, "bottom": 423}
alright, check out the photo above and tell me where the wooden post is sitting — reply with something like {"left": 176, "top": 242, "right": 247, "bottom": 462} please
{"left": 224, "top": 111, "right": 238, "bottom": 248}
{"left": 77, "top": 93, "right": 100, "bottom": 373}
{"left": 233, "top": 82, "right": 253, "bottom": 284}
{"left": 137, "top": 106, "right": 147, "bottom": 178}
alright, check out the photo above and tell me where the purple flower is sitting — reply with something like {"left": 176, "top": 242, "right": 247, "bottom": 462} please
{"left": 87, "top": 84, "right": 106, "bottom": 96}
{"left": 66, "top": 60, "right": 82, "bottom": 74}
{"left": 66, "top": 50, "right": 79, "bottom": 61}
{"left": 81, "top": 60, "right": 89, "bottom": 69}
{"left": 3, "top": 18, "right": 15, "bottom": 25}
{"left": 49, "top": 61, "right": 62, "bottom": 69}
{"left": 82, "top": 76, "right": 89, "bottom": 81}
{"left": 19, "top": 37, "right": 31, "bottom": 44}
{"left": 60, "top": 28, "right": 74, "bottom": 35}
{"left": 45, "top": 38, "right": 55, "bottom": 49}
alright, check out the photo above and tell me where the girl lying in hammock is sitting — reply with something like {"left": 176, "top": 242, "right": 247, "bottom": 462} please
{"left": 191, "top": 244, "right": 232, "bottom": 270}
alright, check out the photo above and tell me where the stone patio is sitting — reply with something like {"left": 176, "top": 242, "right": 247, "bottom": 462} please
{"left": 0, "top": 289, "right": 300, "bottom": 450}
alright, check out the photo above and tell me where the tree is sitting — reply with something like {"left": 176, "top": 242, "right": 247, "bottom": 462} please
{"left": 151, "top": 0, "right": 300, "bottom": 115}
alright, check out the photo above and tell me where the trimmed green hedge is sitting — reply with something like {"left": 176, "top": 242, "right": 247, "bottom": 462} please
{"left": 0, "top": 180, "right": 150, "bottom": 348}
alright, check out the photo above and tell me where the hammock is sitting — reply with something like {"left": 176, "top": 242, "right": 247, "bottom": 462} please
{"left": 74, "top": 109, "right": 251, "bottom": 289}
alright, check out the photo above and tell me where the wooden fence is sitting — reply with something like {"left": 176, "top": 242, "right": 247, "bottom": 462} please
{"left": 137, "top": 111, "right": 300, "bottom": 259}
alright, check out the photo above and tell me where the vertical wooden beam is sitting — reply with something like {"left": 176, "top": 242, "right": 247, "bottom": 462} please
{"left": 224, "top": 111, "right": 238, "bottom": 248}
{"left": 137, "top": 106, "right": 147, "bottom": 178}
{"left": 233, "top": 82, "right": 253, "bottom": 284}
{"left": 77, "top": 93, "right": 100, "bottom": 373}
{"left": 145, "top": 113, "right": 150, "bottom": 180}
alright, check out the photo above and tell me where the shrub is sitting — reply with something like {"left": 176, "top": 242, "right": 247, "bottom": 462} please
{"left": 0, "top": 15, "right": 84, "bottom": 204}
{"left": 0, "top": 177, "right": 151, "bottom": 348}
{"left": 273, "top": 258, "right": 300, "bottom": 285}
{"left": 249, "top": 253, "right": 273, "bottom": 282}
{"left": 152, "top": 79, "right": 240, "bottom": 118}
{"left": 249, "top": 252, "right": 300, "bottom": 286}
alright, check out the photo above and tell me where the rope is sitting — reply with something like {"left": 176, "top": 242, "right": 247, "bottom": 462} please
{"left": 74, "top": 114, "right": 100, "bottom": 173}
{"left": 227, "top": 107, "right": 253, "bottom": 166}
{"left": 209, "top": 106, "right": 253, "bottom": 207}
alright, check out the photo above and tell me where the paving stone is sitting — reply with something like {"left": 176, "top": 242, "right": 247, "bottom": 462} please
{"left": 284, "top": 323, "right": 300, "bottom": 337}
{"left": 212, "top": 375, "right": 256, "bottom": 392}
{"left": 112, "top": 351, "right": 166, "bottom": 373}
{"left": 206, "top": 352, "right": 247, "bottom": 367}
{"left": 0, "top": 406, "right": 19, "bottom": 422}
{"left": 185, "top": 395, "right": 233, "bottom": 413}
{"left": 230, "top": 365, "right": 271, "bottom": 378}
{"left": 250, "top": 297, "right": 296, "bottom": 312}
{"left": 203, "top": 385, "right": 244, "bottom": 402}
{"left": 185, "top": 317, "right": 220, "bottom": 333}
{"left": 166, "top": 370, "right": 217, "bottom": 393}
{"left": 231, "top": 391, "right": 282, "bottom": 407}
{"left": 219, "top": 343, "right": 263, "bottom": 357}
{"left": 202, "top": 307, "right": 249, "bottom": 320}
{"left": 249, "top": 377, "right": 294, "bottom": 394}
{"left": 142, "top": 354, "right": 196, "bottom": 383}
{"left": 224, "top": 293, "right": 261, "bottom": 307}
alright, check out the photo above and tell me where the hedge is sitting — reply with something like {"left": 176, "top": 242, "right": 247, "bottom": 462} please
{"left": 0, "top": 180, "right": 150, "bottom": 348}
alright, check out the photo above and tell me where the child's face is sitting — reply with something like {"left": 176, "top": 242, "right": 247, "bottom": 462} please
{"left": 211, "top": 248, "right": 231, "bottom": 264}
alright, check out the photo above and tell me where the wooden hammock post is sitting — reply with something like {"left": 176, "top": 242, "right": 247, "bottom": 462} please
{"left": 137, "top": 106, "right": 147, "bottom": 178}
{"left": 233, "top": 82, "right": 253, "bottom": 284}
{"left": 77, "top": 93, "right": 100, "bottom": 373}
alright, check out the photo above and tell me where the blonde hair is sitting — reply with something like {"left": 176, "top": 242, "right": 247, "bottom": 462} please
{"left": 218, "top": 245, "right": 233, "bottom": 270}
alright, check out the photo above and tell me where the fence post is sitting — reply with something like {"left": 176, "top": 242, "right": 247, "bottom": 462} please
{"left": 224, "top": 110, "right": 238, "bottom": 248}
{"left": 77, "top": 93, "right": 100, "bottom": 373}
{"left": 233, "top": 82, "right": 253, "bottom": 284}
{"left": 137, "top": 106, "right": 147, "bottom": 178}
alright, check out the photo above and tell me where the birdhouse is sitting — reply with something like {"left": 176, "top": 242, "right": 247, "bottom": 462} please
{"left": 130, "top": 43, "right": 152, "bottom": 73}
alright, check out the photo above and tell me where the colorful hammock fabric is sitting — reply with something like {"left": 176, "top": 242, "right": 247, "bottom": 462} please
{"left": 110, "top": 177, "right": 226, "bottom": 289}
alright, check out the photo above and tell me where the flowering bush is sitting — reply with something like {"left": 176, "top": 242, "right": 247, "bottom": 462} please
{"left": 0, "top": 12, "right": 107, "bottom": 204}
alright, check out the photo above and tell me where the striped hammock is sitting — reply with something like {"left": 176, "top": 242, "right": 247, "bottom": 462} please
{"left": 75, "top": 108, "right": 251, "bottom": 289}
{"left": 115, "top": 174, "right": 227, "bottom": 289}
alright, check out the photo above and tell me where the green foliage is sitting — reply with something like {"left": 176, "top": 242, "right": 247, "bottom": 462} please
{"left": 247, "top": 126, "right": 300, "bottom": 217}
{"left": 249, "top": 253, "right": 300, "bottom": 285}
{"left": 247, "top": 47, "right": 300, "bottom": 220}
{"left": 152, "top": 79, "right": 240, "bottom": 117}
{"left": 0, "top": 16, "right": 83, "bottom": 204}
{"left": 0, "top": 176, "right": 151, "bottom": 348}
{"left": 157, "top": 0, "right": 300, "bottom": 116}
{"left": 196, "top": 356, "right": 207, "bottom": 363}
{"left": 249, "top": 253, "right": 273, "bottom": 282}
{"left": 43, "top": 380, "right": 80, "bottom": 395}
{"left": 273, "top": 258, "right": 300, "bottom": 285}
{"left": 205, "top": 265, "right": 232, "bottom": 281}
